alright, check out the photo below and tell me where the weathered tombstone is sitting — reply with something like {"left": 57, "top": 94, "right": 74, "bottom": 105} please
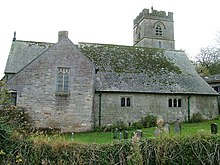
{"left": 154, "top": 127, "right": 162, "bottom": 137}
{"left": 136, "top": 129, "right": 143, "bottom": 139}
{"left": 119, "top": 131, "right": 123, "bottom": 140}
{"left": 164, "top": 123, "right": 170, "bottom": 134}
{"left": 211, "top": 123, "right": 218, "bottom": 134}
{"left": 71, "top": 132, "right": 74, "bottom": 141}
{"left": 174, "top": 119, "right": 181, "bottom": 134}
{"left": 123, "top": 131, "right": 128, "bottom": 139}
{"left": 113, "top": 128, "right": 119, "bottom": 139}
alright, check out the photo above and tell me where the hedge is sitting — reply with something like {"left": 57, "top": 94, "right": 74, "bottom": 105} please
{"left": 0, "top": 133, "right": 220, "bottom": 164}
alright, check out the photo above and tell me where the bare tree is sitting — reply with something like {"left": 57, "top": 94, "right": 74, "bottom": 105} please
{"left": 195, "top": 46, "right": 220, "bottom": 75}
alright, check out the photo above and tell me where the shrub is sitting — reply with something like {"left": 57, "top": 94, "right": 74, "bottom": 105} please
{"left": 132, "top": 121, "right": 144, "bottom": 129}
{"left": 190, "top": 112, "right": 204, "bottom": 123}
{"left": 111, "top": 121, "right": 128, "bottom": 131}
{"left": 1, "top": 133, "right": 220, "bottom": 164}
{"left": 143, "top": 114, "right": 157, "bottom": 128}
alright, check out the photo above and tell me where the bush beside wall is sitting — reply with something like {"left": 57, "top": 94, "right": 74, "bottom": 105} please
{"left": 0, "top": 134, "right": 220, "bottom": 164}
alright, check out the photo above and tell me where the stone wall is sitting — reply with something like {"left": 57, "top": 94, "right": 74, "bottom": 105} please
{"left": 6, "top": 37, "right": 95, "bottom": 133}
{"left": 94, "top": 92, "right": 218, "bottom": 127}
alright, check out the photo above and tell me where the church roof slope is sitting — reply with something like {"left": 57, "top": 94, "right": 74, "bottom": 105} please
{"left": 4, "top": 40, "right": 53, "bottom": 74}
{"left": 79, "top": 43, "right": 218, "bottom": 95}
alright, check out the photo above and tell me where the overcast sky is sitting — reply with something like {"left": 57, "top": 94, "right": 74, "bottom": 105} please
{"left": 1, "top": 0, "right": 220, "bottom": 78}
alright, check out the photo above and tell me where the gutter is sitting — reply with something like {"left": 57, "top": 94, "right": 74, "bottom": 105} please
{"left": 187, "top": 96, "right": 191, "bottom": 122}
{"left": 98, "top": 93, "right": 102, "bottom": 127}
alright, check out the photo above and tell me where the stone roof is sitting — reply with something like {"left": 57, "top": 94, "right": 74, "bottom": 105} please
{"left": 4, "top": 40, "right": 218, "bottom": 95}
{"left": 4, "top": 40, "right": 53, "bottom": 73}
{"left": 79, "top": 43, "right": 218, "bottom": 95}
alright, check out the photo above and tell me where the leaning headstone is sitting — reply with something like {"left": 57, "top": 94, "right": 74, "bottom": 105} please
{"left": 164, "top": 123, "right": 170, "bottom": 134}
{"left": 113, "top": 128, "right": 119, "bottom": 139}
{"left": 211, "top": 123, "right": 218, "bottom": 134}
{"left": 123, "top": 131, "right": 128, "bottom": 139}
{"left": 136, "top": 129, "right": 143, "bottom": 139}
{"left": 174, "top": 119, "right": 181, "bottom": 134}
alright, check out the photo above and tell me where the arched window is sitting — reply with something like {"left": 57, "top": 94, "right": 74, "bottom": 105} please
{"left": 156, "top": 24, "right": 163, "bottom": 36}
{"left": 178, "top": 99, "right": 181, "bottom": 107}
{"left": 168, "top": 99, "right": 172, "bottom": 107}
{"left": 121, "top": 97, "right": 125, "bottom": 107}
{"left": 173, "top": 99, "right": 177, "bottom": 107}
{"left": 127, "top": 98, "right": 131, "bottom": 107}
{"left": 57, "top": 67, "right": 70, "bottom": 93}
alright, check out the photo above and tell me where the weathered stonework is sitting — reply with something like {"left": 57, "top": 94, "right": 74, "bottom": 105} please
{"left": 6, "top": 36, "right": 95, "bottom": 132}
{"left": 133, "top": 8, "right": 175, "bottom": 50}
{"left": 94, "top": 93, "right": 218, "bottom": 126}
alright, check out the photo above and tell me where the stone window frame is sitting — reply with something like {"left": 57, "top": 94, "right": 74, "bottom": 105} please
{"left": 154, "top": 21, "right": 165, "bottom": 36}
{"left": 121, "top": 96, "right": 132, "bottom": 107}
{"left": 168, "top": 98, "right": 182, "bottom": 108}
{"left": 9, "top": 90, "right": 17, "bottom": 106}
{"left": 56, "top": 67, "right": 70, "bottom": 96}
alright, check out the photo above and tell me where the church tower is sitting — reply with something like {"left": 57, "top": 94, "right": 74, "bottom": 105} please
{"left": 133, "top": 8, "right": 175, "bottom": 50}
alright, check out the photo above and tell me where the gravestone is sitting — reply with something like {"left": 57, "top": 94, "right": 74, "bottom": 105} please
{"left": 211, "top": 123, "right": 218, "bottom": 134}
{"left": 164, "top": 123, "right": 170, "bottom": 134}
{"left": 174, "top": 119, "right": 181, "bottom": 134}
{"left": 113, "top": 128, "right": 119, "bottom": 139}
{"left": 123, "top": 131, "right": 128, "bottom": 139}
{"left": 136, "top": 129, "right": 143, "bottom": 138}
{"left": 119, "top": 131, "right": 123, "bottom": 140}
{"left": 154, "top": 127, "right": 162, "bottom": 137}
{"left": 71, "top": 132, "right": 74, "bottom": 141}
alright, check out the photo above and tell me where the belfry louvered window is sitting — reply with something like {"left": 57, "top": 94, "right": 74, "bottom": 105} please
{"left": 156, "top": 24, "right": 163, "bottom": 36}
{"left": 57, "top": 67, "right": 70, "bottom": 93}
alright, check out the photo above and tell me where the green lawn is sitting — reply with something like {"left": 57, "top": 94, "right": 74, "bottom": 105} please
{"left": 30, "top": 119, "right": 220, "bottom": 144}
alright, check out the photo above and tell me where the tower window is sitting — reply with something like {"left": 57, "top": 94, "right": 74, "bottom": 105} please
{"left": 156, "top": 24, "right": 163, "bottom": 36}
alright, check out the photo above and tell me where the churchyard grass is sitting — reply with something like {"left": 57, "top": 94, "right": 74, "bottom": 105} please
{"left": 29, "top": 118, "right": 220, "bottom": 144}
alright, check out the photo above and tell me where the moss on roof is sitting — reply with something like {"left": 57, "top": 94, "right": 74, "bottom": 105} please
{"left": 79, "top": 43, "right": 181, "bottom": 75}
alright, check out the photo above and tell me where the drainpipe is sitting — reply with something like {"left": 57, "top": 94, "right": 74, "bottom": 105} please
{"left": 187, "top": 96, "right": 191, "bottom": 122}
{"left": 98, "top": 93, "right": 102, "bottom": 127}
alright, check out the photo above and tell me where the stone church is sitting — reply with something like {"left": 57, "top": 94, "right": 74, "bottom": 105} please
{"left": 3, "top": 8, "right": 219, "bottom": 132}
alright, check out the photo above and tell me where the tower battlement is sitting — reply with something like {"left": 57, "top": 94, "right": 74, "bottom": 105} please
{"left": 134, "top": 8, "right": 173, "bottom": 25}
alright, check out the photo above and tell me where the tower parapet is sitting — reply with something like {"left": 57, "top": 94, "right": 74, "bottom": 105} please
{"left": 134, "top": 9, "right": 173, "bottom": 26}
